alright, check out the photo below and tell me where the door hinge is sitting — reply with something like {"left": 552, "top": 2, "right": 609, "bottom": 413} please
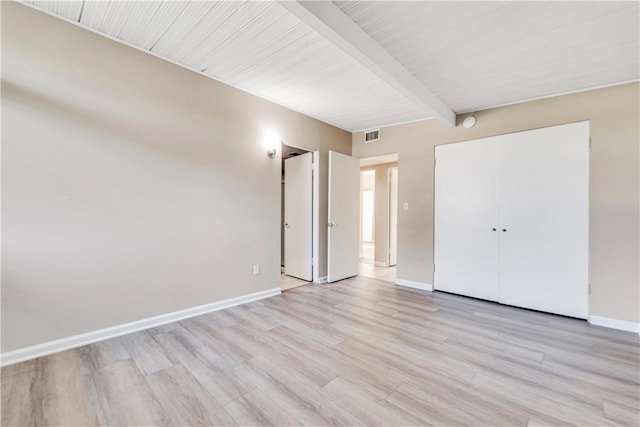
{"left": 588, "top": 283, "right": 591, "bottom": 295}
{"left": 589, "top": 137, "right": 592, "bottom": 148}
{"left": 433, "top": 264, "right": 436, "bottom": 272}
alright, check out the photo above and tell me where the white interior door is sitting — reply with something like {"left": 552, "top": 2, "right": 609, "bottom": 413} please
{"left": 284, "top": 152, "right": 313, "bottom": 281}
{"left": 434, "top": 140, "right": 501, "bottom": 301}
{"left": 498, "top": 122, "right": 589, "bottom": 318}
{"left": 328, "top": 151, "right": 360, "bottom": 282}
{"left": 388, "top": 167, "right": 398, "bottom": 266}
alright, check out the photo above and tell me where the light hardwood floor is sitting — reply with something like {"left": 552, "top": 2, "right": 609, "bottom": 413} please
{"left": 2, "top": 276, "right": 639, "bottom": 426}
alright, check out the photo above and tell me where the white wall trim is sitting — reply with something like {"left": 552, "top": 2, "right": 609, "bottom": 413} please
{"left": 374, "top": 261, "right": 388, "bottom": 267}
{"left": 396, "top": 279, "right": 433, "bottom": 292}
{"left": 1, "top": 287, "right": 281, "bottom": 367}
{"left": 589, "top": 316, "right": 640, "bottom": 334}
{"left": 316, "top": 276, "right": 328, "bottom": 284}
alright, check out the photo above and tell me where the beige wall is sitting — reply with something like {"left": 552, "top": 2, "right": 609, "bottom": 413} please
{"left": 353, "top": 83, "right": 639, "bottom": 323}
{"left": 360, "top": 162, "right": 398, "bottom": 265}
{"left": 1, "top": 2, "right": 351, "bottom": 352}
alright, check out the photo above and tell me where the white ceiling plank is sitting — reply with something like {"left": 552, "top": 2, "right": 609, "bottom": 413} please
{"left": 25, "top": 0, "right": 84, "bottom": 21}
{"left": 19, "top": 1, "right": 639, "bottom": 132}
{"left": 277, "top": 0, "right": 456, "bottom": 127}
{"left": 338, "top": 1, "right": 639, "bottom": 115}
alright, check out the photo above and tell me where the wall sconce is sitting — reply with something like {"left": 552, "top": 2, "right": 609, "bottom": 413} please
{"left": 265, "top": 131, "right": 280, "bottom": 158}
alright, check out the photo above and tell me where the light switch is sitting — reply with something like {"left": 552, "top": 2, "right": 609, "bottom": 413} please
{"left": 403, "top": 202, "right": 409, "bottom": 211}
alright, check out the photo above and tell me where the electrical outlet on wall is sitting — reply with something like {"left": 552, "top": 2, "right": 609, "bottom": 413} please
{"left": 253, "top": 264, "right": 260, "bottom": 275}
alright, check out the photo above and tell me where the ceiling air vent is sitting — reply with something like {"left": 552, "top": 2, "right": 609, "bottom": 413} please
{"left": 364, "top": 129, "right": 380, "bottom": 143}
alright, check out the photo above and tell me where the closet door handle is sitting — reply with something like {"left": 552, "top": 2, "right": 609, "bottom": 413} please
{"left": 492, "top": 228, "right": 497, "bottom": 231}
{"left": 502, "top": 229, "right": 507, "bottom": 232}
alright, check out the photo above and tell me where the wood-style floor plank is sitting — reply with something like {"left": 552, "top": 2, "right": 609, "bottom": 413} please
{"left": 144, "top": 363, "right": 236, "bottom": 426}
{"left": 92, "top": 359, "right": 168, "bottom": 426}
{"left": 2, "top": 275, "right": 639, "bottom": 426}
{"left": 223, "top": 388, "right": 300, "bottom": 426}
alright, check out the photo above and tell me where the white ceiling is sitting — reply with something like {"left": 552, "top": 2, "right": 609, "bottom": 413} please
{"left": 20, "top": 1, "right": 640, "bottom": 131}
{"left": 336, "top": 1, "right": 640, "bottom": 114}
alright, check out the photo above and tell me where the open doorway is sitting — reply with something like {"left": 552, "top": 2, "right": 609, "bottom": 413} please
{"left": 358, "top": 153, "right": 398, "bottom": 283}
{"left": 360, "top": 170, "right": 376, "bottom": 265}
{"left": 281, "top": 144, "right": 319, "bottom": 291}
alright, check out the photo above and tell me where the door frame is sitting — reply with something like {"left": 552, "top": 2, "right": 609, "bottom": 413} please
{"left": 357, "top": 153, "right": 399, "bottom": 269}
{"left": 281, "top": 141, "right": 320, "bottom": 283}
{"left": 387, "top": 166, "right": 398, "bottom": 267}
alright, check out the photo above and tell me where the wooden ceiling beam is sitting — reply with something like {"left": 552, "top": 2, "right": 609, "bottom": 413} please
{"left": 278, "top": 1, "right": 456, "bottom": 127}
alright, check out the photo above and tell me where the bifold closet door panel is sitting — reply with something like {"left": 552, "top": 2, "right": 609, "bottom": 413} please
{"left": 498, "top": 122, "right": 589, "bottom": 318}
{"left": 434, "top": 139, "right": 500, "bottom": 301}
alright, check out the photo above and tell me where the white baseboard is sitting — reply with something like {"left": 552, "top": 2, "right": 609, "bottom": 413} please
{"left": 374, "top": 261, "right": 388, "bottom": 267}
{"left": 316, "top": 276, "right": 328, "bottom": 284}
{"left": 1, "top": 287, "right": 281, "bottom": 367}
{"left": 589, "top": 315, "right": 640, "bottom": 334}
{"left": 396, "top": 279, "right": 433, "bottom": 292}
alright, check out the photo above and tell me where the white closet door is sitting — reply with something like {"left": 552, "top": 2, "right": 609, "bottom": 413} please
{"left": 498, "top": 122, "right": 589, "bottom": 318}
{"left": 435, "top": 139, "right": 500, "bottom": 301}
{"left": 284, "top": 152, "right": 313, "bottom": 281}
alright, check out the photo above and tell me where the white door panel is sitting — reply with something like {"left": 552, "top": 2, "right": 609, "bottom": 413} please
{"left": 435, "top": 139, "right": 500, "bottom": 301}
{"left": 434, "top": 121, "right": 589, "bottom": 319}
{"left": 328, "top": 151, "right": 360, "bottom": 282}
{"left": 284, "top": 152, "right": 313, "bottom": 281}
{"left": 498, "top": 122, "right": 589, "bottom": 318}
